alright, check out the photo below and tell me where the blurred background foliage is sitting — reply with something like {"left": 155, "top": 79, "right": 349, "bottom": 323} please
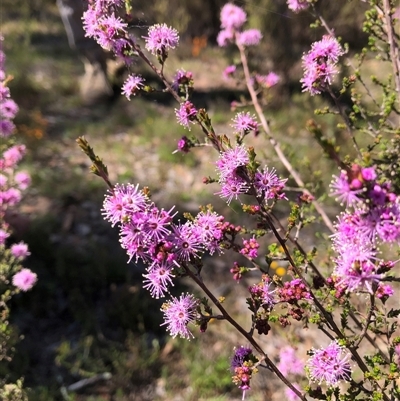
{"left": 0, "top": 0, "right": 372, "bottom": 400}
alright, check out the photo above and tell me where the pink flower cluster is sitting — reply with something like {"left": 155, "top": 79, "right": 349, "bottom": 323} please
{"left": 0, "top": 37, "right": 36, "bottom": 292}
{"left": 217, "top": 4, "right": 280, "bottom": 91}
{"left": 230, "top": 346, "right": 257, "bottom": 398}
{"left": 278, "top": 278, "right": 311, "bottom": 303}
{"left": 301, "top": 35, "right": 344, "bottom": 95}
{"left": 240, "top": 236, "right": 259, "bottom": 259}
{"left": 217, "top": 3, "right": 262, "bottom": 48}
{"left": 0, "top": 41, "right": 18, "bottom": 138}
{"left": 102, "top": 183, "right": 235, "bottom": 337}
{"left": 330, "top": 165, "right": 399, "bottom": 295}
{"left": 82, "top": 1, "right": 181, "bottom": 98}
{"left": 215, "top": 145, "right": 287, "bottom": 205}
{"left": 83, "top": 2, "right": 128, "bottom": 51}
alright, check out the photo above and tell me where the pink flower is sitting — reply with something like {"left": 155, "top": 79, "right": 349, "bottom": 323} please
{"left": 220, "top": 3, "right": 247, "bottom": 30}
{"left": 12, "top": 268, "right": 37, "bottom": 291}
{"left": 307, "top": 341, "right": 352, "bottom": 386}
{"left": 278, "top": 347, "right": 305, "bottom": 376}
{"left": 11, "top": 242, "right": 30, "bottom": 259}
{"left": 176, "top": 136, "right": 191, "bottom": 153}
{"left": 256, "top": 72, "right": 280, "bottom": 88}
{"left": 122, "top": 74, "right": 145, "bottom": 100}
{"left": 143, "top": 261, "right": 175, "bottom": 299}
{"left": 240, "top": 237, "right": 260, "bottom": 259}
{"left": 223, "top": 65, "right": 236, "bottom": 79}
{"left": 0, "top": 82, "right": 10, "bottom": 101}
{"left": 0, "top": 187, "right": 22, "bottom": 207}
{"left": 102, "top": 183, "right": 149, "bottom": 227}
{"left": 97, "top": 13, "right": 128, "bottom": 50}
{"left": 2, "top": 145, "right": 26, "bottom": 168}
{"left": 287, "top": 0, "right": 310, "bottom": 13}
{"left": 361, "top": 167, "right": 377, "bottom": 181}
{"left": 175, "top": 101, "right": 197, "bottom": 129}
{"left": 0, "top": 119, "right": 15, "bottom": 137}
{"left": 0, "top": 99, "right": 19, "bottom": 119}
{"left": 144, "top": 24, "right": 179, "bottom": 56}
{"left": 301, "top": 36, "right": 344, "bottom": 95}
{"left": 161, "top": 293, "right": 198, "bottom": 339}
{"left": 231, "top": 112, "right": 258, "bottom": 133}
{"left": 0, "top": 228, "right": 10, "bottom": 245}
{"left": 237, "top": 29, "right": 262, "bottom": 47}
{"left": 216, "top": 29, "right": 234, "bottom": 47}
{"left": 14, "top": 171, "right": 31, "bottom": 190}
{"left": 171, "top": 69, "right": 193, "bottom": 92}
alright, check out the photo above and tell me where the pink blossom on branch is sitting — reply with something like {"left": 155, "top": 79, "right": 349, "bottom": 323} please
{"left": 301, "top": 36, "right": 344, "bottom": 95}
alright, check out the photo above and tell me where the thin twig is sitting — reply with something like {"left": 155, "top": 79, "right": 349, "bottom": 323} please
{"left": 354, "top": 294, "right": 375, "bottom": 348}
{"left": 382, "top": 0, "right": 400, "bottom": 106}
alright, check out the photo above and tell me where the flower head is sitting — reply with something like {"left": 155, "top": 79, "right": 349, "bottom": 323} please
{"left": 223, "top": 65, "right": 236, "bottom": 79}
{"left": 12, "top": 268, "right": 37, "bottom": 291}
{"left": 287, "top": 0, "right": 310, "bottom": 13}
{"left": 232, "top": 112, "right": 258, "bottom": 134}
{"left": 172, "top": 69, "right": 193, "bottom": 92}
{"left": 122, "top": 74, "right": 145, "bottom": 100}
{"left": 301, "top": 36, "right": 344, "bottom": 95}
{"left": 143, "top": 260, "right": 175, "bottom": 299}
{"left": 237, "top": 29, "right": 262, "bottom": 47}
{"left": 255, "top": 72, "right": 280, "bottom": 88}
{"left": 102, "top": 183, "right": 149, "bottom": 226}
{"left": 14, "top": 171, "right": 31, "bottom": 190}
{"left": 10, "top": 242, "right": 30, "bottom": 259}
{"left": 144, "top": 24, "right": 179, "bottom": 56}
{"left": 307, "top": 341, "right": 352, "bottom": 386}
{"left": 175, "top": 101, "right": 197, "bottom": 130}
{"left": 220, "top": 3, "right": 247, "bottom": 30}
{"left": 278, "top": 347, "right": 305, "bottom": 376}
{"left": 216, "top": 29, "right": 235, "bottom": 47}
{"left": 161, "top": 293, "right": 198, "bottom": 339}
{"left": 230, "top": 346, "right": 258, "bottom": 399}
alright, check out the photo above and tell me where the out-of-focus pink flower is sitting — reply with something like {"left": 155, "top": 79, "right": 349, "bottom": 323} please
{"left": 12, "top": 268, "right": 37, "bottom": 291}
